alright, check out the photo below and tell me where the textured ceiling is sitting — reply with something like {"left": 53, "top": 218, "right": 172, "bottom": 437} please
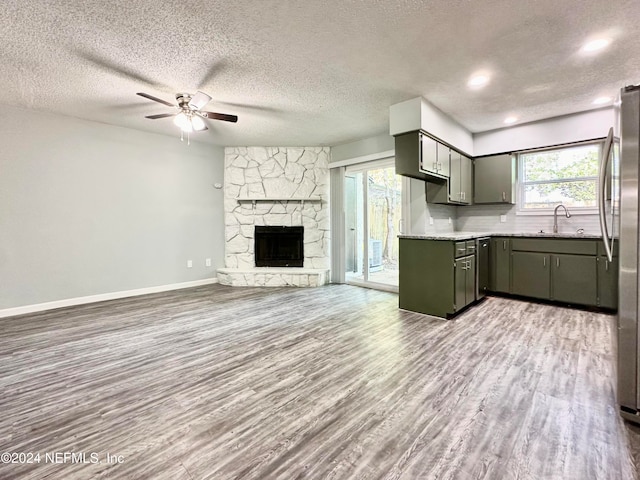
{"left": 2, "top": 0, "right": 639, "bottom": 146}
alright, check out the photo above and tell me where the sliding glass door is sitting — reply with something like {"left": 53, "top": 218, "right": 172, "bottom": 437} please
{"left": 344, "top": 160, "right": 403, "bottom": 291}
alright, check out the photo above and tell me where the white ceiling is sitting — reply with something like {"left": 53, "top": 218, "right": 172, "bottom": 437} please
{"left": 3, "top": 0, "right": 639, "bottom": 147}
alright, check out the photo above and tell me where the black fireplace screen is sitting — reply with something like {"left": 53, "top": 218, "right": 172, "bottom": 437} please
{"left": 254, "top": 226, "right": 304, "bottom": 267}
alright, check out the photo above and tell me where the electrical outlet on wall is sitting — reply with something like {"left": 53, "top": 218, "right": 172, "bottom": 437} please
{"left": 187, "top": 260, "right": 193, "bottom": 268}
{"left": 448, "top": 217, "right": 452, "bottom": 225}
{"left": 500, "top": 215, "right": 507, "bottom": 223}
{"left": 205, "top": 258, "right": 212, "bottom": 267}
{"left": 429, "top": 217, "right": 434, "bottom": 226}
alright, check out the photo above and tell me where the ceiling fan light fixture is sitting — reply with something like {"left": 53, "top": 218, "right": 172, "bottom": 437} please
{"left": 174, "top": 112, "right": 193, "bottom": 132}
{"left": 191, "top": 115, "right": 207, "bottom": 131}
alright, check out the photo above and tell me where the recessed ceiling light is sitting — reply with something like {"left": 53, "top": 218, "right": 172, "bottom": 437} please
{"left": 582, "top": 38, "right": 611, "bottom": 53}
{"left": 593, "top": 96, "right": 612, "bottom": 105}
{"left": 504, "top": 116, "right": 518, "bottom": 125}
{"left": 467, "top": 73, "right": 490, "bottom": 89}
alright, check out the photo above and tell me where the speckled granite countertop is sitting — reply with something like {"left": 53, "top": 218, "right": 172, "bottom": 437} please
{"left": 399, "top": 231, "right": 602, "bottom": 241}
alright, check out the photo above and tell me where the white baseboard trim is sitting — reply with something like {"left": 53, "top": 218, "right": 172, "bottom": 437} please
{"left": 0, "top": 278, "right": 219, "bottom": 319}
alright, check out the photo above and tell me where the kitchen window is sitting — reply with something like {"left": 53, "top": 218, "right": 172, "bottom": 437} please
{"left": 517, "top": 142, "right": 601, "bottom": 214}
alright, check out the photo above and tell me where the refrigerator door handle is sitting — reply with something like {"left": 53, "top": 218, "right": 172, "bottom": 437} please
{"left": 599, "top": 127, "right": 614, "bottom": 263}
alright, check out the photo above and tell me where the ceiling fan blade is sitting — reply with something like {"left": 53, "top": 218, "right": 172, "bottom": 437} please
{"left": 199, "top": 59, "right": 229, "bottom": 89}
{"left": 145, "top": 113, "right": 176, "bottom": 119}
{"left": 137, "top": 92, "right": 175, "bottom": 107}
{"left": 74, "top": 47, "right": 164, "bottom": 88}
{"left": 215, "top": 101, "right": 282, "bottom": 113}
{"left": 200, "top": 111, "right": 238, "bottom": 123}
{"left": 189, "top": 91, "right": 212, "bottom": 110}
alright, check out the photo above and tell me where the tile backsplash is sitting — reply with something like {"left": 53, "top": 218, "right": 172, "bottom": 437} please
{"left": 456, "top": 204, "right": 601, "bottom": 235}
{"left": 407, "top": 178, "right": 603, "bottom": 235}
{"left": 408, "top": 179, "right": 457, "bottom": 234}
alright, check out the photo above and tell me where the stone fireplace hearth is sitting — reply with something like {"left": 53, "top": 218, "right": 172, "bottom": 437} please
{"left": 217, "top": 147, "right": 330, "bottom": 287}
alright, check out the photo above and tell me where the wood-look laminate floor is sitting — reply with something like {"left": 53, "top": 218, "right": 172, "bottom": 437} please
{"left": 0, "top": 284, "right": 637, "bottom": 479}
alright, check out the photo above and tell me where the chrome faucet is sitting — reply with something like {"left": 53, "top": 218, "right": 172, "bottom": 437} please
{"left": 553, "top": 204, "right": 571, "bottom": 233}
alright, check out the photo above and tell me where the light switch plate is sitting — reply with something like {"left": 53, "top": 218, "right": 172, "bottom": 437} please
{"left": 429, "top": 217, "right": 434, "bottom": 225}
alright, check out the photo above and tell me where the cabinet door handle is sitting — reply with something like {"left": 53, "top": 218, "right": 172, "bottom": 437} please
{"left": 433, "top": 162, "right": 438, "bottom": 172}
{"left": 503, "top": 240, "right": 506, "bottom": 250}
{"left": 543, "top": 257, "right": 546, "bottom": 267}
{"left": 556, "top": 257, "right": 560, "bottom": 268}
{"left": 502, "top": 191, "right": 506, "bottom": 201}
{"left": 606, "top": 260, "right": 609, "bottom": 271}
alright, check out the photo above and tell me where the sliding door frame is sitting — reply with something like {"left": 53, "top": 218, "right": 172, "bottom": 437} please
{"left": 341, "top": 158, "right": 410, "bottom": 293}
{"left": 330, "top": 149, "right": 412, "bottom": 290}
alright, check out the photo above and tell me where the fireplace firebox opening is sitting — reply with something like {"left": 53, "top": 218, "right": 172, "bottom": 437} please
{"left": 254, "top": 226, "right": 304, "bottom": 267}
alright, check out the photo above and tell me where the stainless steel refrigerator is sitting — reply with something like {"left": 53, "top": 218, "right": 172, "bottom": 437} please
{"left": 606, "top": 85, "right": 640, "bottom": 424}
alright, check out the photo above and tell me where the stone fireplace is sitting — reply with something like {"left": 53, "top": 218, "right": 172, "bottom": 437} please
{"left": 217, "top": 147, "right": 330, "bottom": 287}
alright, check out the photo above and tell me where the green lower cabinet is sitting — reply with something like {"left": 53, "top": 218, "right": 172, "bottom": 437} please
{"left": 454, "top": 258, "right": 467, "bottom": 312}
{"left": 399, "top": 239, "right": 477, "bottom": 318}
{"left": 550, "top": 254, "right": 597, "bottom": 306}
{"left": 399, "top": 238, "right": 455, "bottom": 317}
{"left": 597, "top": 256, "right": 619, "bottom": 309}
{"left": 399, "top": 237, "right": 617, "bottom": 317}
{"left": 511, "top": 252, "right": 550, "bottom": 300}
{"left": 490, "top": 237, "right": 510, "bottom": 293}
{"left": 454, "top": 254, "right": 476, "bottom": 311}
{"left": 465, "top": 254, "right": 476, "bottom": 306}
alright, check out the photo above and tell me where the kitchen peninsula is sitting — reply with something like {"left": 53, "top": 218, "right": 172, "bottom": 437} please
{"left": 399, "top": 232, "right": 617, "bottom": 318}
